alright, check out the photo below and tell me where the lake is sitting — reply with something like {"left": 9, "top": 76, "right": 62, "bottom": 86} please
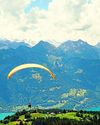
{"left": 0, "top": 113, "right": 14, "bottom": 120}
{"left": 86, "top": 107, "right": 100, "bottom": 111}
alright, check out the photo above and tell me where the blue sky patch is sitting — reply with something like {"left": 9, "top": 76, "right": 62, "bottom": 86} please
{"left": 25, "top": 0, "right": 52, "bottom": 13}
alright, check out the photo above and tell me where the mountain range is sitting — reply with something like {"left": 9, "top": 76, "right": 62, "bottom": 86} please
{"left": 0, "top": 39, "right": 100, "bottom": 112}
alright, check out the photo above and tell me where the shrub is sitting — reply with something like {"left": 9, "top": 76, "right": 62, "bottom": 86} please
{"left": 25, "top": 112, "right": 31, "bottom": 119}
{"left": 3, "top": 119, "right": 9, "bottom": 124}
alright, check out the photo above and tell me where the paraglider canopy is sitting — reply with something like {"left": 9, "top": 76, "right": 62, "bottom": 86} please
{"left": 7, "top": 63, "right": 56, "bottom": 79}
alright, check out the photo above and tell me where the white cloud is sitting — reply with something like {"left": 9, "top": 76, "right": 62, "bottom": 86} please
{"left": 0, "top": 0, "right": 100, "bottom": 46}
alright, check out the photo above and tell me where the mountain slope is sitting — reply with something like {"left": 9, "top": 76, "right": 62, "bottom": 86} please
{"left": 0, "top": 39, "right": 29, "bottom": 50}
{"left": 57, "top": 39, "right": 99, "bottom": 59}
{"left": 0, "top": 40, "right": 100, "bottom": 112}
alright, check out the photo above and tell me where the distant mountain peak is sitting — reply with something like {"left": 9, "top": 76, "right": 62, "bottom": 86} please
{"left": 0, "top": 39, "right": 29, "bottom": 50}
{"left": 35, "top": 40, "right": 55, "bottom": 48}
{"left": 58, "top": 39, "right": 92, "bottom": 49}
{"left": 32, "top": 40, "right": 56, "bottom": 52}
{"left": 95, "top": 42, "right": 100, "bottom": 48}
{"left": 57, "top": 39, "right": 98, "bottom": 59}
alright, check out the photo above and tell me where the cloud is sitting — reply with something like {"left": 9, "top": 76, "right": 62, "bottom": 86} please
{"left": 0, "top": 0, "right": 100, "bottom": 46}
{"left": 0, "top": 0, "right": 30, "bottom": 41}
{"left": 75, "top": 24, "right": 91, "bottom": 31}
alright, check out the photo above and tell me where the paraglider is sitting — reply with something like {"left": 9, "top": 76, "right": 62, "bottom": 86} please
{"left": 7, "top": 63, "right": 56, "bottom": 79}
{"left": 28, "top": 103, "right": 32, "bottom": 109}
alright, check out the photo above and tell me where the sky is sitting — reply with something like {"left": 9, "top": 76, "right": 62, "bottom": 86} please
{"left": 0, "top": 0, "right": 100, "bottom": 46}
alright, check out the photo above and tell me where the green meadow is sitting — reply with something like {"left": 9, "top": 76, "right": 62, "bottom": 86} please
{"left": 0, "top": 109, "right": 100, "bottom": 125}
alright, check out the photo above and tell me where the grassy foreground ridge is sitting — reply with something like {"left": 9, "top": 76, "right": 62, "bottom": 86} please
{"left": 0, "top": 109, "right": 100, "bottom": 125}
